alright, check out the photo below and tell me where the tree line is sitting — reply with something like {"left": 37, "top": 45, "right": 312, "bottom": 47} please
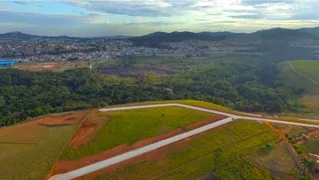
{"left": 0, "top": 59, "right": 304, "bottom": 126}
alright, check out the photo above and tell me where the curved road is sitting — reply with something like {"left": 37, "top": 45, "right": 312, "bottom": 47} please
{"left": 49, "top": 103, "right": 319, "bottom": 180}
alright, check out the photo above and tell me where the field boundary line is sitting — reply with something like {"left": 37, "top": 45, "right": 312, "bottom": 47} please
{"left": 288, "top": 61, "right": 318, "bottom": 85}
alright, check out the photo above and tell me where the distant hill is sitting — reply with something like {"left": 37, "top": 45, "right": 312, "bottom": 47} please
{"left": 130, "top": 26, "right": 319, "bottom": 47}
{"left": 199, "top": 31, "right": 239, "bottom": 36}
{"left": 0, "top": 31, "right": 38, "bottom": 41}
{"left": 1, "top": 26, "right": 319, "bottom": 43}
{"left": 253, "top": 28, "right": 319, "bottom": 41}
{"left": 0, "top": 31, "right": 86, "bottom": 42}
{"left": 298, "top": 26, "right": 319, "bottom": 37}
{"left": 130, "top": 31, "right": 239, "bottom": 47}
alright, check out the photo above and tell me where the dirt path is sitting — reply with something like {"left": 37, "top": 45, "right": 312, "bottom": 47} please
{"left": 288, "top": 61, "right": 318, "bottom": 85}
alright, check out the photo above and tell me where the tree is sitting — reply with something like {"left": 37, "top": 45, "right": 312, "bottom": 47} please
{"left": 299, "top": 175, "right": 311, "bottom": 180}
{"left": 302, "top": 158, "right": 316, "bottom": 173}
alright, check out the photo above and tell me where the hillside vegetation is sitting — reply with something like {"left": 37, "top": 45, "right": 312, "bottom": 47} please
{"left": 279, "top": 60, "right": 319, "bottom": 114}
{"left": 279, "top": 61, "right": 319, "bottom": 95}
{"left": 0, "top": 57, "right": 305, "bottom": 126}
{"left": 290, "top": 60, "right": 319, "bottom": 83}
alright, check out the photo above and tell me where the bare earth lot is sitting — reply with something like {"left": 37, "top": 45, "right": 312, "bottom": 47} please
{"left": 0, "top": 111, "right": 87, "bottom": 180}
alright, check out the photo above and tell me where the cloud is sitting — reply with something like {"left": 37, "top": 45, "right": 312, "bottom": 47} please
{"left": 13, "top": 1, "right": 41, "bottom": 7}
{"left": 1, "top": 0, "right": 319, "bottom": 36}
{"left": 13, "top": 1, "right": 28, "bottom": 5}
{"left": 291, "top": 12, "right": 319, "bottom": 20}
{"left": 61, "top": 0, "right": 173, "bottom": 17}
{"left": 230, "top": 14, "right": 264, "bottom": 19}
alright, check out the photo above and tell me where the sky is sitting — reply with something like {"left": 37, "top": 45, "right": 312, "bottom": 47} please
{"left": 0, "top": 0, "right": 318, "bottom": 37}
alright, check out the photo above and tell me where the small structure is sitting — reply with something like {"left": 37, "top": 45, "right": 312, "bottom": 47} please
{"left": 308, "top": 153, "right": 319, "bottom": 171}
{"left": 0, "top": 60, "right": 15, "bottom": 66}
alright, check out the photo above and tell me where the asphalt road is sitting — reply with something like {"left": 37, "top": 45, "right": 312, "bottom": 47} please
{"left": 49, "top": 103, "right": 319, "bottom": 180}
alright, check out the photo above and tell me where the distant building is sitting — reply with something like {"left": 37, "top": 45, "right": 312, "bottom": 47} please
{"left": 308, "top": 153, "right": 319, "bottom": 171}
{"left": 0, "top": 60, "right": 15, "bottom": 66}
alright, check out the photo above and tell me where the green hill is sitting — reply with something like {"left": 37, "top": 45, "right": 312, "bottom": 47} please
{"left": 279, "top": 60, "right": 319, "bottom": 113}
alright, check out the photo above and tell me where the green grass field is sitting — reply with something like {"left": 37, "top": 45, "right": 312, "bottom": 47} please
{"left": 97, "top": 100, "right": 319, "bottom": 125}
{"left": 301, "top": 138, "right": 319, "bottom": 154}
{"left": 279, "top": 61, "right": 319, "bottom": 95}
{"left": 290, "top": 60, "right": 319, "bottom": 83}
{"left": 0, "top": 121, "right": 78, "bottom": 179}
{"left": 279, "top": 61, "right": 319, "bottom": 114}
{"left": 245, "top": 142, "right": 300, "bottom": 179}
{"left": 60, "top": 106, "right": 213, "bottom": 160}
{"left": 95, "top": 120, "right": 278, "bottom": 180}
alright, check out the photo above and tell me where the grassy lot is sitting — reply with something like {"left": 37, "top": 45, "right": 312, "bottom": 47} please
{"left": 300, "top": 95, "right": 319, "bottom": 113}
{"left": 0, "top": 117, "right": 80, "bottom": 179}
{"left": 245, "top": 142, "right": 300, "bottom": 179}
{"left": 290, "top": 60, "right": 319, "bottom": 83}
{"left": 279, "top": 61, "right": 319, "bottom": 116}
{"left": 279, "top": 61, "right": 319, "bottom": 95}
{"left": 301, "top": 138, "right": 319, "bottom": 154}
{"left": 95, "top": 120, "right": 278, "bottom": 180}
{"left": 60, "top": 106, "right": 213, "bottom": 160}
{"left": 100, "top": 100, "right": 319, "bottom": 125}
{"left": 55, "top": 61, "right": 90, "bottom": 72}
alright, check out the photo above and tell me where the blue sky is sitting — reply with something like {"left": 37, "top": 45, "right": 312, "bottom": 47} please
{"left": 0, "top": 0, "right": 318, "bottom": 37}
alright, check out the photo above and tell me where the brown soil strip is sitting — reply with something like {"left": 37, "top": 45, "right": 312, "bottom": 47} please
{"left": 307, "top": 130, "right": 319, "bottom": 138}
{"left": 36, "top": 111, "right": 87, "bottom": 126}
{"left": 14, "top": 62, "right": 64, "bottom": 72}
{"left": 69, "top": 119, "right": 105, "bottom": 148}
{"left": 0, "top": 111, "right": 87, "bottom": 141}
{"left": 49, "top": 114, "right": 227, "bottom": 177}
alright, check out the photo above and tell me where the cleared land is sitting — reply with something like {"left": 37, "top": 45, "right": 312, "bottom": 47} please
{"left": 279, "top": 61, "right": 319, "bottom": 95}
{"left": 13, "top": 61, "right": 89, "bottom": 72}
{"left": 82, "top": 120, "right": 278, "bottom": 180}
{"left": 95, "top": 55, "right": 213, "bottom": 76}
{"left": 246, "top": 141, "right": 300, "bottom": 179}
{"left": 0, "top": 111, "right": 87, "bottom": 180}
{"left": 59, "top": 106, "right": 216, "bottom": 161}
{"left": 280, "top": 61, "right": 319, "bottom": 115}
{"left": 290, "top": 60, "right": 319, "bottom": 84}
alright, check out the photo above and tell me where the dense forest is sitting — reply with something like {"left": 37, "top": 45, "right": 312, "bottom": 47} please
{"left": 167, "top": 60, "right": 304, "bottom": 112}
{"left": 0, "top": 69, "right": 172, "bottom": 126}
{"left": 0, "top": 59, "right": 304, "bottom": 126}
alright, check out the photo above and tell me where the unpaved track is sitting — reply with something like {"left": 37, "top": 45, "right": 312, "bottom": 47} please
{"left": 288, "top": 61, "right": 319, "bottom": 85}
{"left": 49, "top": 103, "right": 319, "bottom": 180}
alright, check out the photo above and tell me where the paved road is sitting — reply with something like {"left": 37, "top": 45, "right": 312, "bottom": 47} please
{"left": 49, "top": 103, "right": 319, "bottom": 180}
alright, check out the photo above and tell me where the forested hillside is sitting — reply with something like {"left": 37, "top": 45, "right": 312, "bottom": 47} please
{"left": 166, "top": 60, "right": 303, "bottom": 112}
{"left": 0, "top": 69, "right": 172, "bottom": 126}
{"left": 0, "top": 59, "right": 304, "bottom": 126}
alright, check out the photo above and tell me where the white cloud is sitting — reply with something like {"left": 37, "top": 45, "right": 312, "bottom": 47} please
{"left": 1, "top": 0, "right": 319, "bottom": 36}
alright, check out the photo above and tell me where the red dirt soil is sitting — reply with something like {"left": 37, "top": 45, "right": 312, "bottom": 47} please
{"left": 49, "top": 114, "right": 227, "bottom": 177}
{"left": 14, "top": 62, "right": 64, "bottom": 72}
{"left": 69, "top": 119, "right": 105, "bottom": 148}
{"left": 37, "top": 111, "right": 87, "bottom": 126}
{"left": 307, "top": 130, "right": 319, "bottom": 138}
{"left": 0, "top": 111, "right": 87, "bottom": 143}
